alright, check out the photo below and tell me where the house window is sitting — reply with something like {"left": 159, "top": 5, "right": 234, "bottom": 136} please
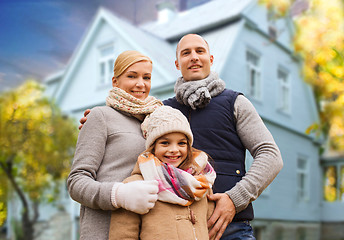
{"left": 246, "top": 50, "right": 261, "bottom": 99}
{"left": 323, "top": 165, "right": 344, "bottom": 202}
{"left": 296, "top": 228, "right": 307, "bottom": 240}
{"left": 253, "top": 226, "right": 265, "bottom": 240}
{"left": 323, "top": 166, "right": 337, "bottom": 202}
{"left": 274, "top": 227, "right": 283, "bottom": 240}
{"left": 267, "top": 8, "right": 278, "bottom": 41}
{"left": 297, "top": 157, "right": 308, "bottom": 201}
{"left": 99, "top": 44, "right": 114, "bottom": 85}
{"left": 277, "top": 68, "right": 290, "bottom": 113}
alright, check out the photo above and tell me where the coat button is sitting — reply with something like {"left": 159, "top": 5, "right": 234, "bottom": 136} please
{"left": 236, "top": 170, "right": 240, "bottom": 174}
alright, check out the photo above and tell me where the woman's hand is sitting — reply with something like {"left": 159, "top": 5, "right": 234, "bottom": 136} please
{"left": 112, "top": 180, "right": 159, "bottom": 214}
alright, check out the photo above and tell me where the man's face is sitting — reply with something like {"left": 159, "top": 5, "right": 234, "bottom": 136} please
{"left": 175, "top": 34, "right": 213, "bottom": 81}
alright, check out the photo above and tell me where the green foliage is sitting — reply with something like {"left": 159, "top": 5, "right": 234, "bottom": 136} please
{"left": 0, "top": 180, "right": 7, "bottom": 227}
{"left": 0, "top": 80, "right": 78, "bottom": 233}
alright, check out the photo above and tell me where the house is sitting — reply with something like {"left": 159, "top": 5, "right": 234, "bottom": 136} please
{"left": 7, "top": 0, "right": 343, "bottom": 239}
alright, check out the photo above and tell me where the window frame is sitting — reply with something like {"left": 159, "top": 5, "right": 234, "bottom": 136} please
{"left": 277, "top": 67, "right": 291, "bottom": 113}
{"left": 323, "top": 163, "right": 344, "bottom": 202}
{"left": 296, "top": 156, "right": 309, "bottom": 202}
{"left": 98, "top": 43, "right": 115, "bottom": 86}
{"left": 246, "top": 49, "right": 262, "bottom": 100}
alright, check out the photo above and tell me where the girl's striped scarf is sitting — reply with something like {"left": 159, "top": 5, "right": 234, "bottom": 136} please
{"left": 137, "top": 151, "right": 216, "bottom": 206}
{"left": 106, "top": 87, "right": 163, "bottom": 121}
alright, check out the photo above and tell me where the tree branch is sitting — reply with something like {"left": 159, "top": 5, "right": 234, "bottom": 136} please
{"left": 0, "top": 156, "right": 29, "bottom": 215}
{"left": 32, "top": 201, "right": 40, "bottom": 223}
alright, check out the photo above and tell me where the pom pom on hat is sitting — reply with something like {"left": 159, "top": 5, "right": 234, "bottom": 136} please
{"left": 141, "top": 106, "right": 193, "bottom": 149}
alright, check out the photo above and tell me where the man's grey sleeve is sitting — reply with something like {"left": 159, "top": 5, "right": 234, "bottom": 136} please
{"left": 226, "top": 95, "right": 283, "bottom": 213}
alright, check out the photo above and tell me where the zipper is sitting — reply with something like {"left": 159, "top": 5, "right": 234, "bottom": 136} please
{"left": 188, "top": 107, "right": 192, "bottom": 122}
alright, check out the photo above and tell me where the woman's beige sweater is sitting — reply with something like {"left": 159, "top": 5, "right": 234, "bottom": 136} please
{"left": 67, "top": 106, "right": 146, "bottom": 240}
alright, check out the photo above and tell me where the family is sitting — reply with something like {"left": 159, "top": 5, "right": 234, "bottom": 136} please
{"left": 67, "top": 33, "right": 283, "bottom": 240}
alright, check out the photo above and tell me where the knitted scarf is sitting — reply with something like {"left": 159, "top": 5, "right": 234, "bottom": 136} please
{"left": 174, "top": 71, "right": 226, "bottom": 110}
{"left": 137, "top": 151, "right": 216, "bottom": 206}
{"left": 106, "top": 87, "right": 163, "bottom": 121}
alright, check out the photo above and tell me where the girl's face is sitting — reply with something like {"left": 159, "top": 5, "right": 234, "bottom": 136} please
{"left": 112, "top": 60, "right": 152, "bottom": 100}
{"left": 154, "top": 132, "right": 188, "bottom": 168}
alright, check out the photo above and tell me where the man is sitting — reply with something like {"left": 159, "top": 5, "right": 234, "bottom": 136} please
{"left": 164, "top": 33, "right": 283, "bottom": 240}
{"left": 80, "top": 34, "right": 283, "bottom": 240}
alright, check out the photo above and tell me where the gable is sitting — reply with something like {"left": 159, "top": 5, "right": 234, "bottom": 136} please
{"left": 48, "top": 1, "right": 319, "bottom": 139}
{"left": 52, "top": 8, "right": 179, "bottom": 112}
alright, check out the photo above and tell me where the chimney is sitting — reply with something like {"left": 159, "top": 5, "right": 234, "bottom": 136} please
{"left": 179, "top": 0, "right": 187, "bottom": 11}
{"left": 156, "top": 1, "right": 176, "bottom": 24}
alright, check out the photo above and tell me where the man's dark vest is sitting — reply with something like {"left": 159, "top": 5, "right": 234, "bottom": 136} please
{"left": 163, "top": 89, "right": 254, "bottom": 221}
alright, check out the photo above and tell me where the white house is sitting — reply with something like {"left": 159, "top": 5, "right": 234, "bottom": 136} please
{"left": 7, "top": 0, "right": 344, "bottom": 239}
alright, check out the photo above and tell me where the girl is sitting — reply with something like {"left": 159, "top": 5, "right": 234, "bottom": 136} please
{"left": 109, "top": 106, "right": 216, "bottom": 240}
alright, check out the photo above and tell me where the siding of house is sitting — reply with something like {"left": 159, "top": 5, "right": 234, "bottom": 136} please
{"left": 8, "top": 1, "right": 344, "bottom": 240}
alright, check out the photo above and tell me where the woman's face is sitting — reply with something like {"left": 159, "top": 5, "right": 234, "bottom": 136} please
{"left": 112, "top": 60, "right": 152, "bottom": 100}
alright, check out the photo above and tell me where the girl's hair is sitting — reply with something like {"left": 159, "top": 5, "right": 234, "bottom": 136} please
{"left": 147, "top": 134, "right": 198, "bottom": 170}
{"left": 114, "top": 50, "right": 152, "bottom": 78}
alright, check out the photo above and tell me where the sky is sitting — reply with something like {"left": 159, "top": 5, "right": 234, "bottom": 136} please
{"left": 0, "top": 0, "right": 204, "bottom": 92}
{"left": 0, "top": 0, "right": 210, "bottom": 92}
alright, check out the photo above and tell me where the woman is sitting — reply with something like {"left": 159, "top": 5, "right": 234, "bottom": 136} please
{"left": 67, "top": 50, "right": 163, "bottom": 239}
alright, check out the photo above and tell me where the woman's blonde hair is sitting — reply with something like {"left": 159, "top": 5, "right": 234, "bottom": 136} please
{"left": 114, "top": 50, "right": 152, "bottom": 78}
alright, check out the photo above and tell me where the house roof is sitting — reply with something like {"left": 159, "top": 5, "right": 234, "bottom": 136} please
{"left": 45, "top": 69, "right": 65, "bottom": 84}
{"left": 101, "top": 8, "right": 179, "bottom": 84}
{"left": 141, "top": 0, "right": 254, "bottom": 40}
{"left": 53, "top": 7, "right": 179, "bottom": 103}
{"left": 50, "top": 0, "right": 266, "bottom": 103}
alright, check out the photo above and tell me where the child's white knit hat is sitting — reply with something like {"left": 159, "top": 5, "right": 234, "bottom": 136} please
{"left": 141, "top": 106, "right": 193, "bottom": 149}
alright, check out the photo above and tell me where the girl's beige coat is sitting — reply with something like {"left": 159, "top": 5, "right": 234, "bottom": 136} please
{"left": 109, "top": 165, "right": 215, "bottom": 240}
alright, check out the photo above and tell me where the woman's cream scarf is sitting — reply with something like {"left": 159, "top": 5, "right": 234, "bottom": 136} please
{"left": 106, "top": 87, "right": 163, "bottom": 121}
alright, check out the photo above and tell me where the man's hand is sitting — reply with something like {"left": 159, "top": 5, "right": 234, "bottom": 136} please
{"left": 78, "top": 109, "right": 90, "bottom": 130}
{"left": 207, "top": 193, "right": 235, "bottom": 240}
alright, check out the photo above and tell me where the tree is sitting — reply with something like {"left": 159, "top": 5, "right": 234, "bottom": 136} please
{"left": 0, "top": 80, "right": 78, "bottom": 240}
{"left": 0, "top": 174, "right": 7, "bottom": 229}
{"left": 260, "top": 0, "right": 344, "bottom": 151}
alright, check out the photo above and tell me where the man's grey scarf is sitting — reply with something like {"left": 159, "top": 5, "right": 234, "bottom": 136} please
{"left": 174, "top": 71, "right": 226, "bottom": 110}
